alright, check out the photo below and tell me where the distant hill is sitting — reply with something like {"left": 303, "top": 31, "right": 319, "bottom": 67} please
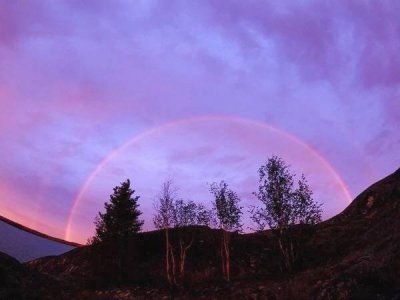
{"left": 0, "top": 215, "right": 80, "bottom": 262}
{"left": 2, "top": 168, "right": 400, "bottom": 299}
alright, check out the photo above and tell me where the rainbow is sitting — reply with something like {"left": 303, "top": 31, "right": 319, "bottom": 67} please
{"left": 64, "top": 115, "right": 353, "bottom": 242}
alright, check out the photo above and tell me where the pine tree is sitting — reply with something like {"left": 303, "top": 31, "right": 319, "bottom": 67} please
{"left": 91, "top": 179, "right": 144, "bottom": 243}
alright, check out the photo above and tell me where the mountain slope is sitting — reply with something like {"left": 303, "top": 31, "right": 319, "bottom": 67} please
{"left": 0, "top": 215, "right": 79, "bottom": 262}
{"left": 305, "top": 168, "right": 400, "bottom": 298}
{"left": 24, "top": 168, "right": 400, "bottom": 299}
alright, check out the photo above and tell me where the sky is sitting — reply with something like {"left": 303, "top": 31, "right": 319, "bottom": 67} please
{"left": 0, "top": 0, "right": 399, "bottom": 244}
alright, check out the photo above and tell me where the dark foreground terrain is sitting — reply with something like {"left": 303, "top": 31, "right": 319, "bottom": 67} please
{"left": 1, "top": 169, "right": 400, "bottom": 299}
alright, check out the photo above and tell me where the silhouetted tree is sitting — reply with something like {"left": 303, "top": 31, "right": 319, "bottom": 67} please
{"left": 210, "top": 181, "right": 242, "bottom": 282}
{"left": 154, "top": 181, "right": 212, "bottom": 284}
{"left": 173, "top": 199, "right": 197, "bottom": 280}
{"left": 196, "top": 203, "right": 212, "bottom": 227}
{"left": 90, "top": 179, "right": 144, "bottom": 283}
{"left": 91, "top": 179, "right": 144, "bottom": 243}
{"left": 154, "top": 180, "right": 177, "bottom": 285}
{"left": 251, "top": 156, "right": 322, "bottom": 271}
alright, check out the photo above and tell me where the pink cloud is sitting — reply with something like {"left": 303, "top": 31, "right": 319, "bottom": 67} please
{"left": 0, "top": 1, "right": 398, "bottom": 242}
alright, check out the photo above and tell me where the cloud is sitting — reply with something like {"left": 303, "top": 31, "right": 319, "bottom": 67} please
{"left": 0, "top": 0, "right": 398, "bottom": 241}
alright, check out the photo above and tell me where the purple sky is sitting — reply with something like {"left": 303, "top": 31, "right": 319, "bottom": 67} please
{"left": 0, "top": 1, "right": 399, "bottom": 243}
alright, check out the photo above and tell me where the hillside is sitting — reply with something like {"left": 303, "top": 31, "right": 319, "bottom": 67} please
{"left": 0, "top": 215, "right": 80, "bottom": 262}
{"left": 3, "top": 168, "right": 400, "bottom": 299}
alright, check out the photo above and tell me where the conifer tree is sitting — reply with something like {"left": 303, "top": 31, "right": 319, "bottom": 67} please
{"left": 92, "top": 179, "right": 144, "bottom": 243}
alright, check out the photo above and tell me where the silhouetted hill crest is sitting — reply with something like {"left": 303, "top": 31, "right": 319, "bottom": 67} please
{"left": 3, "top": 168, "right": 400, "bottom": 299}
{"left": 329, "top": 168, "right": 400, "bottom": 224}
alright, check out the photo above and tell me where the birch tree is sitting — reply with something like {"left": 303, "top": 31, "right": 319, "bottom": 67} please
{"left": 251, "top": 156, "right": 322, "bottom": 271}
{"left": 153, "top": 181, "right": 177, "bottom": 284}
{"left": 210, "top": 181, "right": 242, "bottom": 282}
{"left": 173, "top": 199, "right": 197, "bottom": 279}
{"left": 154, "top": 181, "right": 212, "bottom": 284}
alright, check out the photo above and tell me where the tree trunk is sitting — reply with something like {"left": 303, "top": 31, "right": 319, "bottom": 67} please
{"left": 179, "top": 240, "right": 184, "bottom": 276}
{"left": 220, "top": 229, "right": 230, "bottom": 282}
{"left": 290, "top": 239, "right": 295, "bottom": 268}
{"left": 220, "top": 229, "right": 226, "bottom": 280}
{"left": 169, "top": 240, "right": 176, "bottom": 284}
{"left": 278, "top": 228, "right": 292, "bottom": 272}
{"left": 179, "top": 237, "right": 194, "bottom": 279}
{"left": 224, "top": 231, "right": 230, "bottom": 282}
{"left": 165, "top": 228, "right": 171, "bottom": 284}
